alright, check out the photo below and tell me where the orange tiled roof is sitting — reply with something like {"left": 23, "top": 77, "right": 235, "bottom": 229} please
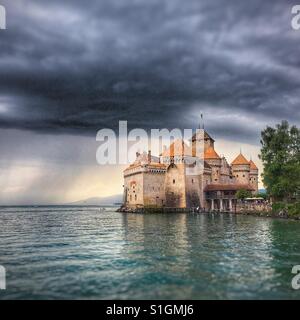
{"left": 231, "top": 153, "right": 249, "bottom": 165}
{"left": 249, "top": 159, "right": 258, "bottom": 170}
{"left": 161, "top": 139, "right": 195, "bottom": 157}
{"left": 204, "top": 146, "right": 220, "bottom": 159}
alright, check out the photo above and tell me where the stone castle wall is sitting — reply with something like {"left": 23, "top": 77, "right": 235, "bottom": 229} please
{"left": 232, "top": 164, "right": 250, "bottom": 185}
{"left": 143, "top": 172, "right": 166, "bottom": 207}
{"left": 165, "top": 163, "right": 187, "bottom": 208}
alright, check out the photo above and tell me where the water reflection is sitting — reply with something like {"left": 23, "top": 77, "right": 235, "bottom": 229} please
{"left": 120, "top": 212, "right": 299, "bottom": 299}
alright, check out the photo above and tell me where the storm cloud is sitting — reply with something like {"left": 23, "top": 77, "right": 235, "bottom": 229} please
{"left": 0, "top": 0, "right": 299, "bottom": 143}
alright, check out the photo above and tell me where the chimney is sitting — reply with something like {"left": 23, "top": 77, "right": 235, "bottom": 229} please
{"left": 148, "top": 150, "right": 151, "bottom": 163}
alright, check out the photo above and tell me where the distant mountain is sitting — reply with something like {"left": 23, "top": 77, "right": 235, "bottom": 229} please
{"left": 66, "top": 194, "right": 122, "bottom": 206}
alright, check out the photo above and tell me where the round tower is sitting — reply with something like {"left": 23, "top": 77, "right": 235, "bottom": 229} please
{"left": 231, "top": 153, "right": 250, "bottom": 185}
{"left": 249, "top": 159, "right": 259, "bottom": 193}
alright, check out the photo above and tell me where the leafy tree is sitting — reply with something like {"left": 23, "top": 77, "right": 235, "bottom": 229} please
{"left": 259, "top": 121, "right": 300, "bottom": 202}
{"left": 236, "top": 189, "right": 251, "bottom": 200}
{"left": 254, "top": 192, "right": 267, "bottom": 200}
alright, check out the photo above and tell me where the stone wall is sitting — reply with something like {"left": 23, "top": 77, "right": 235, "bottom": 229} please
{"left": 143, "top": 172, "right": 166, "bottom": 207}
{"left": 185, "top": 173, "right": 201, "bottom": 208}
{"left": 249, "top": 169, "right": 259, "bottom": 193}
{"left": 124, "top": 171, "right": 144, "bottom": 208}
{"left": 232, "top": 164, "right": 250, "bottom": 185}
{"left": 165, "top": 163, "right": 187, "bottom": 207}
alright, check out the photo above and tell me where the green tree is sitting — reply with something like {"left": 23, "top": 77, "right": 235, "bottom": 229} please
{"left": 259, "top": 121, "right": 300, "bottom": 202}
{"left": 236, "top": 189, "right": 251, "bottom": 200}
{"left": 254, "top": 192, "right": 267, "bottom": 200}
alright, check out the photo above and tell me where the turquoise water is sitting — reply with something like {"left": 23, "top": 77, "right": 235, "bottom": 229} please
{"left": 0, "top": 206, "right": 299, "bottom": 300}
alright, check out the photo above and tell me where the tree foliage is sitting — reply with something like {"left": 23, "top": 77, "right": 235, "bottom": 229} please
{"left": 236, "top": 189, "right": 251, "bottom": 200}
{"left": 259, "top": 121, "right": 300, "bottom": 202}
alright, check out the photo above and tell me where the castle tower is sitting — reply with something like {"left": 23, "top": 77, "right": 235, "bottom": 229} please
{"left": 161, "top": 140, "right": 202, "bottom": 208}
{"left": 220, "top": 156, "right": 231, "bottom": 184}
{"left": 191, "top": 130, "right": 215, "bottom": 152}
{"left": 204, "top": 146, "right": 221, "bottom": 184}
{"left": 231, "top": 153, "right": 250, "bottom": 185}
{"left": 249, "top": 159, "right": 259, "bottom": 193}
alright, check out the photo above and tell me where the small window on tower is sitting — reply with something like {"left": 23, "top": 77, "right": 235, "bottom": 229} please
{"left": 135, "top": 194, "right": 137, "bottom": 201}
{"left": 192, "top": 179, "right": 194, "bottom": 183}
{"left": 173, "top": 179, "right": 175, "bottom": 184}
{"left": 243, "top": 174, "right": 245, "bottom": 177}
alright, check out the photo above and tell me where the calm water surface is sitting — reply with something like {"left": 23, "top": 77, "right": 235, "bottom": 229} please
{"left": 0, "top": 206, "right": 300, "bottom": 300}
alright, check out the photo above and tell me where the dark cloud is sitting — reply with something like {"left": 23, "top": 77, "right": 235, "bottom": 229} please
{"left": 0, "top": 0, "right": 300, "bottom": 143}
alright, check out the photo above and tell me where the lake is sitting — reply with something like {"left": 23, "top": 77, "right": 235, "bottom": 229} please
{"left": 0, "top": 206, "right": 299, "bottom": 299}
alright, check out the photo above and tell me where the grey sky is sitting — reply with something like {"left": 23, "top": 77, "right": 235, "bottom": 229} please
{"left": 0, "top": 0, "right": 299, "bottom": 203}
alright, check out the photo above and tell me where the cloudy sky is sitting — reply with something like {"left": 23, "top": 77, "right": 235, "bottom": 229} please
{"left": 0, "top": 0, "right": 299, "bottom": 204}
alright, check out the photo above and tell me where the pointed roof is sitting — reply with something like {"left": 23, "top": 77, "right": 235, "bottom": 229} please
{"left": 249, "top": 159, "right": 258, "bottom": 170}
{"left": 191, "top": 130, "right": 215, "bottom": 142}
{"left": 231, "top": 153, "right": 249, "bottom": 165}
{"left": 204, "top": 146, "right": 220, "bottom": 159}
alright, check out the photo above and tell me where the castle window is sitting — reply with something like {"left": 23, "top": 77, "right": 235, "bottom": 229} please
{"left": 243, "top": 175, "right": 245, "bottom": 177}
{"left": 173, "top": 179, "right": 175, "bottom": 184}
{"left": 236, "top": 175, "right": 239, "bottom": 178}
{"left": 192, "top": 179, "right": 194, "bottom": 184}
{"left": 130, "top": 195, "right": 132, "bottom": 201}
{"left": 135, "top": 194, "right": 137, "bottom": 201}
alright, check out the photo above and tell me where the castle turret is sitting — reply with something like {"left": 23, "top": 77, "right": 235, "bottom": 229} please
{"left": 204, "top": 146, "right": 221, "bottom": 184}
{"left": 231, "top": 153, "right": 250, "bottom": 185}
{"left": 191, "top": 130, "right": 215, "bottom": 152}
{"left": 249, "top": 159, "right": 259, "bottom": 193}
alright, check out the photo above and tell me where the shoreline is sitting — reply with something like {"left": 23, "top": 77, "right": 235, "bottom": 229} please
{"left": 117, "top": 207, "right": 300, "bottom": 221}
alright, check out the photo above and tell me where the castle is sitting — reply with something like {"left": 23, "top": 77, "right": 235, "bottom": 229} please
{"left": 122, "top": 130, "right": 258, "bottom": 212}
